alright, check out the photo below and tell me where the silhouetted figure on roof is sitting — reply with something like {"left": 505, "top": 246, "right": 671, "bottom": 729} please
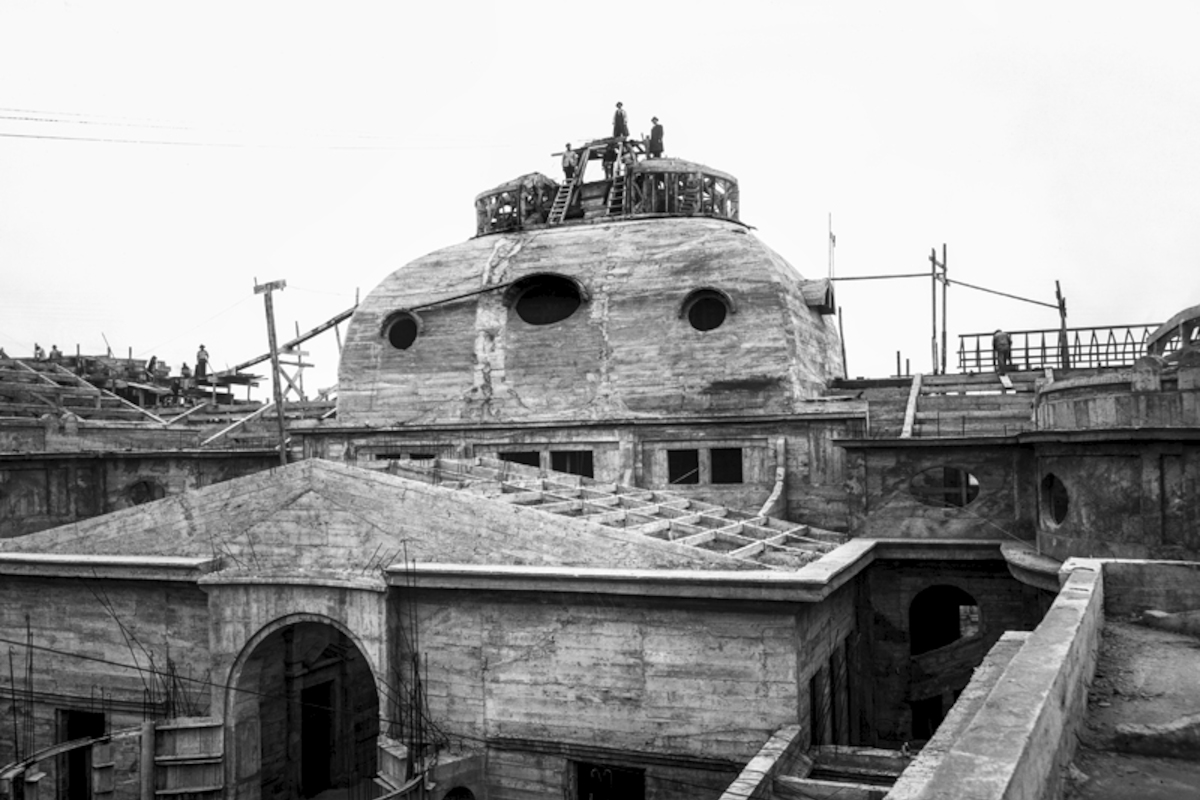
{"left": 33, "top": 343, "right": 45, "bottom": 360}
{"left": 649, "top": 117, "right": 663, "bottom": 158}
{"left": 48, "top": 345, "right": 62, "bottom": 363}
{"left": 613, "top": 102, "right": 629, "bottom": 138}
{"left": 993, "top": 329, "right": 1012, "bottom": 374}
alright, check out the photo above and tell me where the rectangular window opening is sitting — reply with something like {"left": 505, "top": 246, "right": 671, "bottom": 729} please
{"left": 550, "top": 450, "right": 594, "bottom": 478}
{"left": 710, "top": 447, "right": 744, "bottom": 484}
{"left": 576, "top": 762, "right": 645, "bottom": 800}
{"left": 667, "top": 449, "right": 700, "bottom": 484}
{"left": 498, "top": 451, "right": 541, "bottom": 468}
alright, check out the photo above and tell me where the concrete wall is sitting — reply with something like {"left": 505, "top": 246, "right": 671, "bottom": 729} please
{"left": 884, "top": 566, "right": 1104, "bottom": 800}
{"left": 303, "top": 412, "right": 866, "bottom": 532}
{"left": 860, "top": 559, "right": 1048, "bottom": 746}
{"left": 398, "top": 583, "right": 859, "bottom": 800}
{"left": 1035, "top": 441, "right": 1200, "bottom": 560}
{"left": 0, "top": 576, "right": 212, "bottom": 767}
{"left": 0, "top": 452, "right": 276, "bottom": 539}
{"left": 843, "top": 445, "right": 1036, "bottom": 541}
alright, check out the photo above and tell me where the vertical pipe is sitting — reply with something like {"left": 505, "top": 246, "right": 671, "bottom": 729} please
{"left": 930, "top": 248, "right": 938, "bottom": 374}
{"left": 941, "top": 244, "right": 948, "bottom": 375}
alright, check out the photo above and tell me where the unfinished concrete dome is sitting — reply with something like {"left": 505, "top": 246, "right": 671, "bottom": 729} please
{"left": 337, "top": 214, "right": 843, "bottom": 426}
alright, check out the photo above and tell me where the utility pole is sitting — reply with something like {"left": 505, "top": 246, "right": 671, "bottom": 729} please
{"left": 929, "top": 245, "right": 948, "bottom": 374}
{"left": 255, "top": 278, "right": 289, "bottom": 466}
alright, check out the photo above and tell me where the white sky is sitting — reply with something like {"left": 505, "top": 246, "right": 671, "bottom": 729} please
{"left": 2, "top": 1, "right": 1199, "bottom": 395}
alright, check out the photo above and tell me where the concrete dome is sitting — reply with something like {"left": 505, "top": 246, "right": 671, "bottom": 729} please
{"left": 337, "top": 216, "right": 842, "bottom": 425}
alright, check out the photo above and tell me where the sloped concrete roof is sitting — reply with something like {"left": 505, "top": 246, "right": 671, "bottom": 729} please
{"left": 0, "top": 458, "right": 761, "bottom": 574}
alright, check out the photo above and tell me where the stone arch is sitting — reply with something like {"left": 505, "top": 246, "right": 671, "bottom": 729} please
{"left": 225, "top": 613, "right": 380, "bottom": 800}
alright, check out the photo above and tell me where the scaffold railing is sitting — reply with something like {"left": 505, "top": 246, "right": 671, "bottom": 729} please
{"left": 958, "top": 323, "right": 1160, "bottom": 373}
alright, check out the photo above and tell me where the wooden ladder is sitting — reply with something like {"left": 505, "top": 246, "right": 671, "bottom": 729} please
{"left": 606, "top": 141, "right": 627, "bottom": 216}
{"left": 548, "top": 146, "right": 590, "bottom": 225}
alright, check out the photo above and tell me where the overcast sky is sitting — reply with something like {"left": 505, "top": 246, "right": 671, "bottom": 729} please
{"left": 2, "top": 1, "right": 1199, "bottom": 395}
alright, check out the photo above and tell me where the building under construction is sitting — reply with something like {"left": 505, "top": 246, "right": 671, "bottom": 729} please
{"left": 2, "top": 127, "right": 1200, "bottom": 800}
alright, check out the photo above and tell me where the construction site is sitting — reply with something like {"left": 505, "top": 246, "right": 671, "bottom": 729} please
{"left": 2, "top": 125, "right": 1200, "bottom": 800}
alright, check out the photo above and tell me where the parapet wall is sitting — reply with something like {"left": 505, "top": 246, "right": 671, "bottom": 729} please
{"left": 885, "top": 564, "right": 1104, "bottom": 800}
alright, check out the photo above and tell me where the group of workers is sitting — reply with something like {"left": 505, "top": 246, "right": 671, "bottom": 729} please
{"left": 560, "top": 101, "right": 665, "bottom": 182}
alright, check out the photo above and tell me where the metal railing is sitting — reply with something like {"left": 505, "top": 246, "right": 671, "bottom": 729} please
{"left": 958, "top": 323, "right": 1159, "bottom": 373}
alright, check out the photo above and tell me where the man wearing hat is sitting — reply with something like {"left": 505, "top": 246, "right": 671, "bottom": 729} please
{"left": 195, "top": 344, "right": 210, "bottom": 380}
{"left": 648, "top": 116, "right": 664, "bottom": 158}
{"left": 612, "top": 102, "right": 629, "bottom": 139}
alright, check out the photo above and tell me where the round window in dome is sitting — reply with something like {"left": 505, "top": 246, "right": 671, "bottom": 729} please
{"left": 382, "top": 311, "right": 421, "bottom": 350}
{"left": 513, "top": 276, "right": 583, "bottom": 325}
{"left": 681, "top": 288, "right": 735, "bottom": 332}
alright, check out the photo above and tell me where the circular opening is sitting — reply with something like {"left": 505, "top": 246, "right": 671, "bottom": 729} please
{"left": 909, "top": 467, "right": 980, "bottom": 508}
{"left": 1041, "top": 473, "right": 1069, "bottom": 526}
{"left": 688, "top": 297, "right": 728, "bottom": 331}
{"left": 383, "top": 312, "right": 420, "bottom": 350}
{"left": 514, "top": 277, "right": 582, "bottom": 325}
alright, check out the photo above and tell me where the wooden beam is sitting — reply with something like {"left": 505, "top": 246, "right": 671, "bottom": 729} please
{"left": 901, "top": 372, "right": 922, "bottom": 439}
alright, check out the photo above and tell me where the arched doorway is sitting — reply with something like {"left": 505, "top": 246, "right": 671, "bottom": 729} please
{"left": 229, "top": 619, "right": 379, "bottom": 800}
{"left": 907, "top": 585, "right": 982, "bottom": 740}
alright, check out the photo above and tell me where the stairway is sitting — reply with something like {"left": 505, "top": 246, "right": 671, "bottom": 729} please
{"left": 907, "top": 372, "right": 1038, "bottom": 438}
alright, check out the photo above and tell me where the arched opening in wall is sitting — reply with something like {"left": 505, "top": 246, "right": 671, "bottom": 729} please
{"left": 909, "top": 584, "right": 981, "bottom": 656}
{"left": 125, "top": 479, "right": 166, "bottom": 506}
{"left": 680, "top": 288, "right": 735, "bottom": 332}
{"left": 508, "top": 274, "right": 584, "bottom": 325}
{"left": 1041, "top": 473, "right": 1069, "bottom": 526}
{"left": 909, "top": 467, "right": 980, "bottom": 508}
{"left": 382, "top": 311, "right": 421, "bottom": 350}
{"left": 908, "top": 585, "right": 982, "bottom": 741}
{"left": 444, "top": 789, "right": 476, "bottom": 800}
{"left": 230, "top": 621, "right": 378, "bottom": 800}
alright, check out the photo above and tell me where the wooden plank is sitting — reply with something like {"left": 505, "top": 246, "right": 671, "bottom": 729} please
{"left": 900, "top": 373, "right": 922, "bottom": 439}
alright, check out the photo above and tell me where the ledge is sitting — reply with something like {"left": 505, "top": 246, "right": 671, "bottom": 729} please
{"left": 0, "top": 553, "right": 218, "bottom": 582}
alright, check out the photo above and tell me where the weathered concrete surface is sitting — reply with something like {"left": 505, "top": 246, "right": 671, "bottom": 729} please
{"left": 1140, "top": 608, "right": 1200, "bottom": 638}
{"left": 338, "top": 217, "right": 842, "bottom": 426}
{"left": 884, "top": 565, "right": 1103, "bottom": 799}
{"left": 886, "top": 632, "right": 1029, "bottom": 799}
{"left": 0, "top": 450, "right": 275, "bottom": 538}
{"left": 1036, "top": 441, "right": 1200, "bottom": 561}
{"left": 0, "top": 458, "right": 760, "bottom": 572}
{"left": 1070, "top": 618, "right": 1200, "bottom": 799}
{"left": 716, "top": 725, "right": 809, "bottom": 800}
{"left": 1084, "top": 559, "right": 1200, "bottom": 616}
{"left": 862, "top": 555, "right": 1049, "bottom": 747}
{"left": 841, "top": 442, "right": 1037, "bottom": 541}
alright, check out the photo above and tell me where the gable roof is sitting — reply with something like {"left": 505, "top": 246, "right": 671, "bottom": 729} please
{"left": 0, "top": 459, "right": 763, "bottom": 574}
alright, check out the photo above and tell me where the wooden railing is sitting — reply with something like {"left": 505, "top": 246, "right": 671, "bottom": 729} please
{"left": 958, "top": 323, "right": 1159, "bottom": 373}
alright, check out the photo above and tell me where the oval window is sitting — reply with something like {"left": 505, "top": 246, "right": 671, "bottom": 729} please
{"left": 514, "top": 277, "right": 582, "bottom": 325}
{"left": 383, "top": 312, "right": 420, "bottom": 350}
{"left": 1041, "top": 473, "right": 1069, "bottom": 526}
{"left": 909, "top": 467, "right": 980, "bottom": 508}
